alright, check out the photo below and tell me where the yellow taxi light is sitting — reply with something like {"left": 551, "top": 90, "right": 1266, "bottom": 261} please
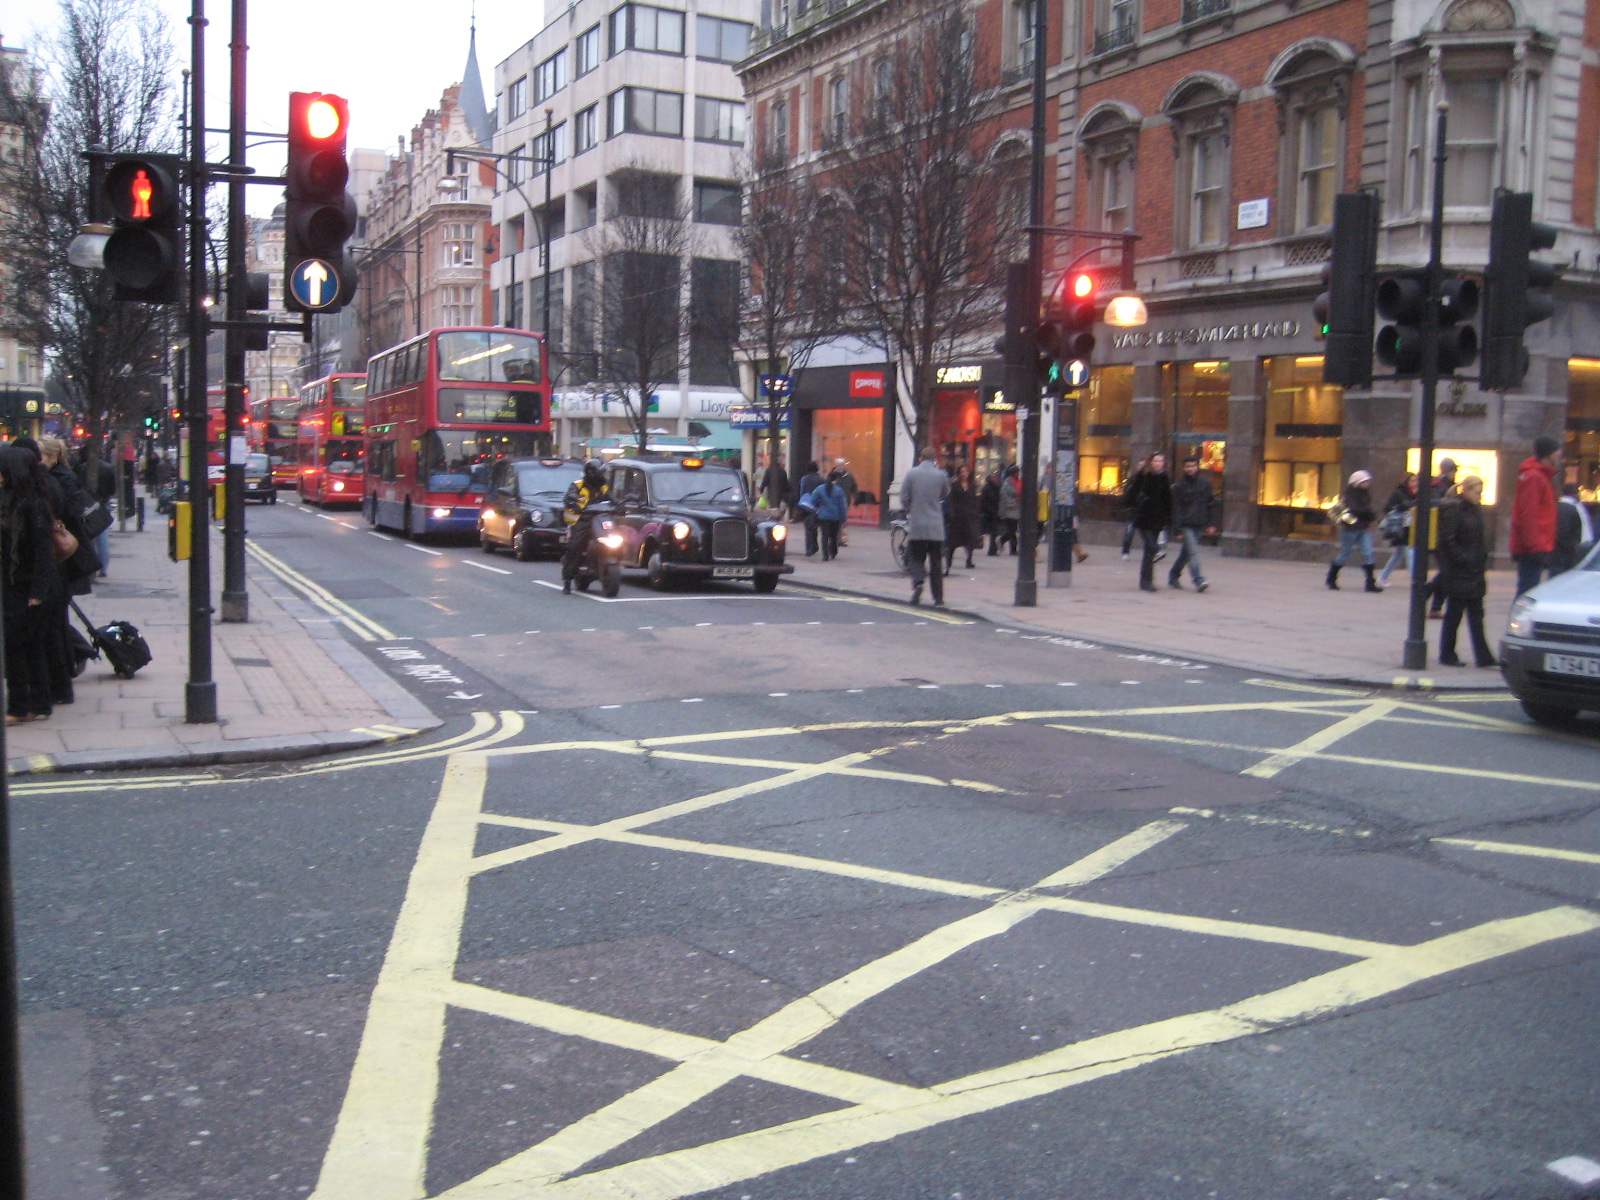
{"left": 681, "top": 457, "right": 704, "bottom": 469}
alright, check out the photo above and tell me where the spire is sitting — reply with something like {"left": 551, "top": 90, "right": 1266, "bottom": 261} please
{"left": 458, "top": 9, "right": 493, "bottom": 147}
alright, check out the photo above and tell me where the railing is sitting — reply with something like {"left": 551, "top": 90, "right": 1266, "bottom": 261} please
{"left": 1092, "top": 21, "right": 1137, "bottom": 56}
{"left": 1181, "top": 0, "right": 1232, "bottom": 22}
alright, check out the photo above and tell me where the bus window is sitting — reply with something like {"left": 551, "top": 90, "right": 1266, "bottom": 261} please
{"left": 437, "top": 331, "right": 543, "bottom": 384}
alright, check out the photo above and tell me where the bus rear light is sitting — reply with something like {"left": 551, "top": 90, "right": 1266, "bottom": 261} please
{"left": 431, "top": 507, "right": 451, "bottom": 519}
{"left": 331, "top": 480, "right": 345, "bottom": 492}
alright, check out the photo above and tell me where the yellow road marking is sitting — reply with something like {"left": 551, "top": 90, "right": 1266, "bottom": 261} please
{"left": 435, "top": 907, "right": 1599, "bottom": 1200}
{"left": 247, "top": 541, "right": 396, "bottom": 641}
{"left": 1434, "top": 836, "right": 1600, "bottom": 866}
{"left": 1243, "top": 699, "right": 1400, "bottom": 779}
{"left": 1242, "top": 678, "right": 1372, "bottom": 696}
{"left": 794, "top": 585, "right": 972, "bottom": 624}
{"left": 311, "top": 753, "right": 489, "bottom": 1200}
{"left": 25, "top": 755, "right": 53, "bottom": 773}
{"left": 1034, "top": 819, "right": 1186, "bottom": 887}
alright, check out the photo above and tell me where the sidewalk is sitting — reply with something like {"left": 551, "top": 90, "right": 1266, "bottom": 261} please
{"left": 5, "top": 499, "right": 437, "bottom": 776}
{"left": 786, "top": 523, "right": 1515, "bottom": 689}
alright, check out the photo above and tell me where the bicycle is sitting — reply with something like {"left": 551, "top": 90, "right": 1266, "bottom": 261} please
{"left": 887, "top": 510, "right": 911, "bottom": 573}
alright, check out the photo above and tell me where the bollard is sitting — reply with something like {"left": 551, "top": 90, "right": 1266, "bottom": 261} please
{"left": 168, "top": 501, "right": 192, "bottom": 561}
{"left": 136, "top": 495, "right": 146, "bottom": 532}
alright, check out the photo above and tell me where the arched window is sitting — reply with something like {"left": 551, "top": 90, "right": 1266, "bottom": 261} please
{"left": 1269, "top": 45, "right": 1353, "bottom": 233}
{"left": 1079, "top": 105, "right": 1140, "bottom": 233}
{"left": 1164, "top": 77, "right": 1236, "bottom": 250}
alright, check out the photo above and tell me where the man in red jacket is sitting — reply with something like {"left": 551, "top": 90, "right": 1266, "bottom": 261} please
{"left": 1510, "top": 434, "right": 1563, "bottom": 596}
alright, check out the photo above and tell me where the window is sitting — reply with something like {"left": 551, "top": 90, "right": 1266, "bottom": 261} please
{"left": 1094, "top": 0, "right": 1138, "bottom": 53}
{"left": 1443, "top": 76, "right": 1501, "bottom": 206}
{"left": 441, "top": 223, "right": 476, "bottom": 267}
{"left": 506, "top": 215, "right": 526, "bottom": 256}
{"left": 769, "top": 98, "right": 790, "bottom": 160}
{"left": 1190, "top": 132, "right": 1227, "bottom": 246}
{"left": 508, "top": 76, "right": 528, "bottom": 119}
{"left": 575, "top": 105, "right": 599, "bottom": 154}
{"left": 612, "top": 172, "right": 680, "bottom": 218}
{"left": 531, "top": 268, "right": 565, "bottom": 349}
{"left": 507, "top": 277, "right": 525, "bottom": 329}
{"left": 1016, "top": 0, "right": 1037, "bottom": 72}
{"left": 508, "top": 143, "right": 528, "bottom": 184}
{"left": 696, "top": 15, "right": 751, "bottom": 62}
{"left": 1400, "top": 77, "right": 1428, "bottom": 212}
{"left": 441, "top": 285, "right": 477, "bottom": 327}
{"left": 1082, "top": 110, "right": 1139, "bottom": 234}
{"left": 694, "top": 180, "right": 741, "bottom": 225}
{"left": 610, "top": 4, "right": 685, "bottom": 56}
{"left": 1166, "top": 81, "right": 1235, "bottom": 250}
{"left": 534, "top": 49, "right": 567, "bottom": 104}
{"left": 531, "top": 122, "right": 567, "bottom": 171}
{"left": 608, "top": 87, "right": 684, "bottom": 137}
{"left": 690, "top": 258, "right": 740, "bottom": 385}
{"left": 695, "top": 97, "right": 746, "bottom": 144}
{"left": 1075, "top": 365, "right": 1134, "bottom": 520}
{"left": 576, "top": 25, "right": 602, "bottom": 76}
{"left": 1258, "top": 355, "right": 1343, "bottom": 539}
{"left": 1271, "top": 49, "right": 1351, "bottom": 233}
{"left": 1296, "top": 105, "right": 1339, "bottom": 230}
{"left": 827, "top": 75, "right": 848, "bottom": 144}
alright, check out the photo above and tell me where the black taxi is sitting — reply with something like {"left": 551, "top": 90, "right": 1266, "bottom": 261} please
{"left": 605, "top": 457, "right": 791, "bottom": 591}
{"left": 478, "top": 457, "right": 584, "bottom": 560}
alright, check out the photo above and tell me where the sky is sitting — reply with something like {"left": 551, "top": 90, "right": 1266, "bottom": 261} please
{"left": 12, "top": 0, "right": 541, "bottom": 214}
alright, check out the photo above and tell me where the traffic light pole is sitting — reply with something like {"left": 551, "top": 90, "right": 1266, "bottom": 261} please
{"left": 1402, "top": 101, "right": 1449, "bottom": 672}
{"left": 185, "top": 0, "right": 218, "bottom": 722}
{"left": 219, "top": 0, "right": 249, "bottom": 623}
{"left": 1014, "top": 0, "right": 1049, "bottom": 607}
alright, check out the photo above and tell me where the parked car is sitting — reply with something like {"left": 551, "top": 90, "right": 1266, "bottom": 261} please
{"left": 242, "top": 453, "right": 277, "bottom": 504}
{"left": 1499, "top": 541, "right": 1600, "bottom": 725}
{"left": 604, "top": 456, "right": 791, "bottom": 591}
{"left": 478, "top": 457, "right": 585, "bottom": 560}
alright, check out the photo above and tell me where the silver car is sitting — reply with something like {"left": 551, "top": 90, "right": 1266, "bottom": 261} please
{"left": 1499, "top": 542, "right": 1600, "bottom": 725}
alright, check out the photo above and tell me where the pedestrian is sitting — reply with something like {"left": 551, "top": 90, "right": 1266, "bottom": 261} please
{"left": 1167, "top": 455, "right": 1215, "bottom": 592}
{"left": 1377, "top": 471, "right": 1420, "bottom": 588}
{"left": 1551, "top": 483, "right": 1595, "bottom": 574}
{"left": 1326, "top": 470, "right": 1380, "bottom": 592}
{"left": 38, "top": 435, "right": 99, "bottom": 705}
{"left": 899, "top": 446, "right": 950, "bottom": 606}
{"left": 1120, "top": 455, "right": 1149, "bottom": 560}
{"left": 795, "top": 460, "right": 823, "bottom": 556}
{"left": 995, "top": 464, "right": 1021, "bottom": 555}
{"left": 1126, "top": 452, "right": 1173, "bottom": 592}
{"left": 1, "top": 445, "right": 63, "bottom": 724}
{"left": 943, "top": 464, "right": 983, "bottom": 571}
{"left": 1510, "top": 434, "right": 1563, "bottom": 596}
{"left": 980, "top": 470, "right": 1001, "bottom": 554}
{"left": 75, "top": 446, "right": 115, "bottom": 578}
{"left": 807, "top": 471, "right": 848, "bottom": 561}
{"left": 1436, "top": 476, "right": 1497, "bottom": 668}
{"left": 833, "top": 460, "right": 857, "bottom": 546}
{"left": 759, "top": 458, "right": 790, "bottom": 519}
{"left": 1424, "top": 457, "right": 1458, "bottom": 616}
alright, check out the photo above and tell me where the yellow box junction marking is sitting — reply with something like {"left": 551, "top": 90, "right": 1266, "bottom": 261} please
{"left": 310, "top": 716, "right": 1600, "bottom": 1200}
{"left": 1435, "top": 836, "right": 1600, "bottom": 867}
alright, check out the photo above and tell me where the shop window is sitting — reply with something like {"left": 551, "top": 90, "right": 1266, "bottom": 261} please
{"left": 1567, "top": 358, "right": 1600, "bottom": 503}
{"left": 1163, "top": 359, "right": 1230, "bottom": 517}
{"left": 811, "top": 407, "right": 883, "bottom": 518}
{"left": 1257, "top": 354, "right": 1342, "bottom": 539}
{"left": 1076, "top": 364, "right": 1133, "bottom": 521}
{"left": 1405, "top": 448, "right": 1500, "bottom": 505}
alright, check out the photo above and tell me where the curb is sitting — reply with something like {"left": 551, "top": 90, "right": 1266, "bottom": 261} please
{"left": 783, "top": 576, "right": 1510, "bottom": 697}
{"left": 6, "top": 718, "right": 444, "bottom": 778}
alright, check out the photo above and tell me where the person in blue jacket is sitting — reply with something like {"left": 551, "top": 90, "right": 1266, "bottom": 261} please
{"left": 807, "top": 473, "right": 849, "bottom": 561}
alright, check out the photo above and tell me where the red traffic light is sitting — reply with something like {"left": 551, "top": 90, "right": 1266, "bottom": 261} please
{"left": 104, "top": 157, "right": 178, "bottom": 224}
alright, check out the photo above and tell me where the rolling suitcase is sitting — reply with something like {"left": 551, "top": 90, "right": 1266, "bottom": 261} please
{"left": 69, "top": 599, "right": 153, "bottom": 679}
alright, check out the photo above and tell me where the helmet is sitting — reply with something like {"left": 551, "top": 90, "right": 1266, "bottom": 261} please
{"left": 585, "top": 457, "right": 604, "bottom": 473}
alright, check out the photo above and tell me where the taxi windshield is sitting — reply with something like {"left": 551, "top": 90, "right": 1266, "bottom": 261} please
{"left": 651, "top": 467, "right": 747, "bottom": 508}
{"left": 516, "top": 461, "right": 582, "bottom": 497}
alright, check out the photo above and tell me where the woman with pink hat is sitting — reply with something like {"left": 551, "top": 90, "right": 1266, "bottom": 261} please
{"left": 1325, "top": 469, "right": 1381, "bottom": 593}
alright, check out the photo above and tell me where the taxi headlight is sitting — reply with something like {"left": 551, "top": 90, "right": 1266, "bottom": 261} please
{"left": 431, "top": 506, "right": 451, "bottom": 519}
{"left": 771, "top": 523, "right": 787, "bottom": 542}
{"left": 528, "top": 508, "right": 546, "bottom": 525}
{"left": 331, "top": 480, "right": 345, "bottom": 492}
{"left": 598, "top": 532, "right": 624, "bottom": 549}
{"left": 1506, "top": 596, "right": 1537, "bottom": 639}
{"left": 671, "top": 521, "right": 691, "bottom": 540}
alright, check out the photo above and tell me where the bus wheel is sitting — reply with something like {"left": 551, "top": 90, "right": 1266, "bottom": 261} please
{"left": 403, "top": 500, "right": 414, "bottom": 538}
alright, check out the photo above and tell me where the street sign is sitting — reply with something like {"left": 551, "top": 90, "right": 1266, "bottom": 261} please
{"left": 1063, "top": 359, "right": 1090, "bottom": 389}
{"left": 761, "top": 374, "right": 794, "bottom": 397}
{"left": 288, "top": 257, "right": 341, "bottom": 310}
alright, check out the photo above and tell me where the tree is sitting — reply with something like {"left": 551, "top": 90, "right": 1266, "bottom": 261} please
{"left": 576, "top": 168, "right": 698, "bottom": 456}
{"left": 825, "top": 2, "right": 1019, "bottom": 452}
{"left": 734, "top": 159, "right": 841, "bottom": 505}
{"left": 0, "top": 0, "right": 179, "bottom": 467}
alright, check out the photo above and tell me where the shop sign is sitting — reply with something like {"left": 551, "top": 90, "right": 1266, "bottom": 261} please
{"left": 1110, "top": 320, "right": 1301, "bottom": 350}
{"left": 1436, "top": 398, "right": 1488, "bottom": 418}
{"left": 935, "top": 364, "right": 983, "bottom": 386}
{"left": 730, "top": 405, "right": 791, "bottom": 430}
{"left": 984, "top": 391, "right": 1015, "bottom": 413}
{"left": 849, "top": 370, "right": 886, "bottom": 399}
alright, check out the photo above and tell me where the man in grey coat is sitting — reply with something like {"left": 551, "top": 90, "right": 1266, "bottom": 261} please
{"left": 899, "top": 446, "right": 951, "bottom": 606}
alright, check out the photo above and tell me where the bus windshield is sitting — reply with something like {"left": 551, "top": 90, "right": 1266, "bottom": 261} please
{"left": 419, "top": 431, "right": 546, "bottom": 493}
{"left": 331, "top": 377, "right": 367, "bottom": 405}
{"left": 436, "top": 331, "right": 542, "bottom": 384}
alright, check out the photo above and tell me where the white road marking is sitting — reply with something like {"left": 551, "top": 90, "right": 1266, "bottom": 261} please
{"left": 404, "top": 543, "right": 442, "bottom": 556}
{"left": 368, "top": 531, "right": 397, "bottom": 542}
{"left": 769, "top": 692, "right": 789, "bottom": 697}
{"left": 917, "top": 684, "right": 939, "bottom": 690}
{"left": 682, "top": 698, "right": 703, "bottom": 704}
{"left": 1548, "top": 1157, "right": 1600, "bottom": 1186}
{"left": 464, "top": 560, "right": 513, "bottom": 575}
{"left": 317, "top": 512, "right": 340, "bottom": 521}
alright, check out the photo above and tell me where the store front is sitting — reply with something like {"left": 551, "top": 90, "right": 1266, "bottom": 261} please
{"left": 927, "top": 361, "right": 1014, "bottom": 483}
{"left": 791, "top": 364, "right": 896, "bottom": 527}
{"left": 1256, "top": 355, "right": 1344, "bottom": 540}
{"left": 1568, "top": 358, "right": 1600, "bottom": 503}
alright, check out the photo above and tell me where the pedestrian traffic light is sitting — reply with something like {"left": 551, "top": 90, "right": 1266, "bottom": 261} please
{"left": 1374, "top": 269, "right": 1478, "bottom": 377}
{"left": 1313, "top": 192, "right": 1378, "bottom": 387}
{"left": 101, "top": 154, "right": 185, "bottom": 304}
{"left": 1481, "top": 190, "right": 1561, "bottom": 391}
{"left": 284, "top": 91, "right": 356, "bottom": 313}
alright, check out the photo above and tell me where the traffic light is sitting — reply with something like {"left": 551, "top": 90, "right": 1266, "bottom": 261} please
{"left": 1313, "top": 192, "right": 1378, "bottom": 387}
{"left": 1374, "top": 269, "right": 1478, "bottom": 377}
{"left": 101, "top": 154, "right": 184, "bottom": 304}
{"left": 284, "top": 91, "right": 355, "bottom": 313}
{"left": 1036, "top": 269, "right": 1100, "bottom": 395}
{"left": 1481, "top": 191, "right": 1560, "bottom": 391}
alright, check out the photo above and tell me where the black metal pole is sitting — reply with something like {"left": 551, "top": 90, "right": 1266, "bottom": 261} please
{"left": 220, "top": 0, "right": 249, "bottom": 623}
{"left": 0, "top": 619, "right": 25, "bottom": 1199}
{"left": 1015, "top": 0, "right": 1048, "bottom": 607}
{"left": 542, "top": 110, "right": 553, "bottom": 345}
{"left": 1402, "top": 101, "right": 1449, "bottom": 671}
{"left": 186, "top": 0, "right": 218, "bottom": 722}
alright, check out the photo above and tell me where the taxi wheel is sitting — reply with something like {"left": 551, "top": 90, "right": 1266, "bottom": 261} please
{"left": 752, "top": 573, "right": 778, "bottom": 594}
{"left": 268, "top": 492, "right": 277, "bottom": 505}
{"left": 646, "top": 549, "right": 672, "bottom": 591}
{"left": 479, "top": 526, "right": 497, "bottom": 555}
{"left": 515, "top": 530, "right": 537, "bottom": 562}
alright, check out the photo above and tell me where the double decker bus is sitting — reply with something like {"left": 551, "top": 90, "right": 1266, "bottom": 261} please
{"left": 249, "top": 394, "right": 300, "bottom": 488}
{"left": 296, "top": 372, "right": 367, "bottom": 506}
{"left": 364, "top": 327, "right": 552, "bottom": 538}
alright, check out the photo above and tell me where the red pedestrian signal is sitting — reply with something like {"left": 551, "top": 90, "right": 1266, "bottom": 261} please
{"left": 102, "top": 154, "right": 184, "bottom": 304}
{"left": 284, "top": 92, "right": 355, "bottom": 313}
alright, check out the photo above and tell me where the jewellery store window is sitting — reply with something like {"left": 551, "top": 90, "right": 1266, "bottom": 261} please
{"left": 1568, "top": 357, "right": 1600, "bottom": 505}
{"left": 1076, "top": 364, "right": 1133, "bottom": 521}
{"left": 1162, "top": 359, "right": 1230, "bottom": 516}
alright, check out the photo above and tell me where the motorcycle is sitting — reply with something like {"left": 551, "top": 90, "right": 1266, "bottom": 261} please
{"left": 572, "top": 510, "right": 626, "bottom": 598}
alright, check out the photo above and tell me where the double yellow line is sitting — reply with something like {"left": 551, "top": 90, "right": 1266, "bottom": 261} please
{"left": 247, "top": 542, "right": 396, "bottom": 641}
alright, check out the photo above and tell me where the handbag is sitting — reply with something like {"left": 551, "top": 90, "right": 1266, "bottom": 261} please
{"left": 76, "top": 496, "right": 113, "bottom": 541}
{"left": 50, "top": 518, "right": 79, "bottom": 563}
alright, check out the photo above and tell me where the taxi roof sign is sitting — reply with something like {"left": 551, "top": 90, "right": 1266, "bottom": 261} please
{"left": 681, "top": 457, "right": 704, "bottom": 469}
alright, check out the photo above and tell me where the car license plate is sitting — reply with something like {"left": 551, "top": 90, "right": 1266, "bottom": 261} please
{"left": 712, "top": 566, "right": 753, "bottom": 579}
{"left": 1545, "top": 652, "right": 1600, "bottom": 678}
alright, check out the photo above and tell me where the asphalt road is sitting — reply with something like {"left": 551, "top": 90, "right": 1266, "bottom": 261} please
{"left": 14, "top": 497, "right": 1600, "bottom": 1200}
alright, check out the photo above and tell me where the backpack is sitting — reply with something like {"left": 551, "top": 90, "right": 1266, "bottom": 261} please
{"left": 1380, "top": 506, "right": 1409, "bottom": 544}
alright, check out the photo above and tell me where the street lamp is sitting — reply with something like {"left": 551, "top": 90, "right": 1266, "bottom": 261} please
{"left": 67, "top": 222, "right": 114, "bottom": 269}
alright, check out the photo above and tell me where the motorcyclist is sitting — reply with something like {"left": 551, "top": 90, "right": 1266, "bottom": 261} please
{"left": 561, "top": 458, "right": 609, "bottom": 593}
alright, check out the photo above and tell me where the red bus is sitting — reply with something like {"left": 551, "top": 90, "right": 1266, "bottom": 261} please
{"left": 364, "top": 327, "right": 552, "bottom": 537}
{"left": 249, "top": 394, "right": 300, "bottom": 488}
{"left": 297, "top": 372, "right": 367, "bottom": 506}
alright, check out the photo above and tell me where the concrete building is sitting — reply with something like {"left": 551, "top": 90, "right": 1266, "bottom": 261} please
{"left": 490, "top": 0, "right": 756, "bottom": 457}
{"left": 0, "top": 39, "right": 50, "bottom": 438}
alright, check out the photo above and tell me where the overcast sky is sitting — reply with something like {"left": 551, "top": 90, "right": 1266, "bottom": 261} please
{"left": 16, "top": 0, "right": 536, "bottom": 213}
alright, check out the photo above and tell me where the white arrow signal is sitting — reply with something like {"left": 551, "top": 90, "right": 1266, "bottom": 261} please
{"left": 300, "top": 260, "right": 331, "bottom": 308}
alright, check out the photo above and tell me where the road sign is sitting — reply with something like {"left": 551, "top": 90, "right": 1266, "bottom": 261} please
{"left": 288, "top": 258, "right": 341, "bottom": 310}
{"left": 761, "top": 374, "right": 793, "bottom": 397}
{"left": 1063, "top": 359, "right": 1090, "bottom": 389}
